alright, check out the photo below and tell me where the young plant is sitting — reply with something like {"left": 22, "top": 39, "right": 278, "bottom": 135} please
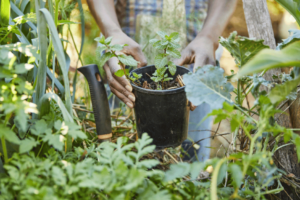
{"left": 149, "top": 31, "right": 181, "bottom": 89}
{"left": 94, "top": 35, "right": 140, "bottom": 85}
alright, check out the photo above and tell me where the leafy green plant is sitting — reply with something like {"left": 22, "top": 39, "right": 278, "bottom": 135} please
{"left": 149, "top": 31, "right": 181, "bottom": 89}
{"left": 94, "top": 35, "right": 138, "bottom": 82}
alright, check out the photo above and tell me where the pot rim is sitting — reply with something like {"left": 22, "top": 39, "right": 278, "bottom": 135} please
{"left": 130, "top": 65, "right": 190, "bottom": 95}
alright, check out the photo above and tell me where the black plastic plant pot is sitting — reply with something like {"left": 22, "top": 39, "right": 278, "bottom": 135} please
{"left": 130, "top": 65, "right": 190, "bottom": 150}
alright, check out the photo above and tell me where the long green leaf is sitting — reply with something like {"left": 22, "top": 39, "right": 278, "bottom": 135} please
{"left": 39, "top": 8, "right": 72, "bottom": 116}
{"left": 0, "top": 0, "right": 10, "bottom": 25}
{"left": 38, "top": 92, "right": 73, "bottom": 152}
{"left": 34, "top": 0, "right": 47, "bottom": 105}
{"left": 71, "top": 0, "right": 85, "bottom": 103}
{"left": 275, "top": 0, "right": 300, "bottom": 27}
{"left": 234, "top": 41, "right": 300, "bottom": 80}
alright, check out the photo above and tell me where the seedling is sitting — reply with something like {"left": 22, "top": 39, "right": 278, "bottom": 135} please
{"left": 94, "top": 35, "right": 141, "bottom": 85}
{"left": 149, "top": 31, "right": 181, "bottom": 89}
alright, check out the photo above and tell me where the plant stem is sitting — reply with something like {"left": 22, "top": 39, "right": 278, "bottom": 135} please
{"left": 37, "top": 143, "right": 45, "bottom": 157}
{"left": 2, "top": 114, "right": 12, "bottom": 164}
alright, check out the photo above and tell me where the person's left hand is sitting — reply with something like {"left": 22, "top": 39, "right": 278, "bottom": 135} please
{"left": 175, "top": 35, "right": 218, "bottom": 72}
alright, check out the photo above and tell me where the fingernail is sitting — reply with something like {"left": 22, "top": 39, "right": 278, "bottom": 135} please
{"left": 125, "top": 85, "right": 132, "bottom": 92}
{"left": 126, "top": 102, "right": 133, "bottom": 108}
{"left": 128, "top": 95, "right": 135, "bottom": 102}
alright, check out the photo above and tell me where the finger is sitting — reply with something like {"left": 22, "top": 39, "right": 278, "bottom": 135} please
{"left": 104, "top": 63, "right": 135, "bottom": 103}
{"left": 174, "top": 50, "right": 194, "bottom": 66}
{"left": 194, "top": 55, "right": 215, "bottom": 72}
{"left": 108, "top": 57, "right": 133, "bottom": 92}
{"left": 124, "top": 45, "right": 147, "bottom": 68}
{"left": 110, "top": 86, "right": 134, "bottom": 108}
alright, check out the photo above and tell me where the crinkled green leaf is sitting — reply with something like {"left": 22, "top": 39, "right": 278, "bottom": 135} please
{"left": 269, "top": 75, "right": 300, "bottom": 104}
{"left": 117, "top": 54, "right": 138, "bottom": 67}
{"left": 168, "top": 61, "right": 176, "bottom": 76}
{"left": 94, "top": 35, "right": 105, "bottom": 44}
{"left": 105, "top": 36, "right": 113, "bottom": 45}
{"left": 149, "top": 38, "right": 159, "bottom": 44}
{"left": 110, "top": 44, "right": 124, "bottom": 52}
{"left": 155, "top": 54, "right": 168, "bottom": 69}
{"left": 166, "top": 47, "right": 181, "bottom": 58}
{"left": 156, "top": 31, "right": 168, "bottom": 38}
{"left": 136, "top": 160, "right": 159, "bottom": 169}
{"left": 183, "top": 65, "right": 234, "bottom": 110}
{"left": 220, "top": 31, "right": 269, "bottom": 67}
{"left": 97, "top": 52, "right": 114, "bottom": 68}
{"left": 277, "top": 29, "right": 300, "bottom": 50}
{"left": 52, "top": 166, "right": 66, "bottom": 186}
{"left": 235, "top": 41, "right": 300, "bottom": 79}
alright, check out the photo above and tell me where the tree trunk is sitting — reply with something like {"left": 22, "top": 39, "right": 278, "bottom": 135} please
{"left": 242, "top": 0, "right": 300, "bottom": 199}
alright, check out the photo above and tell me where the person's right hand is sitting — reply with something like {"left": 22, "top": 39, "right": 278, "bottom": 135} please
{"left": 104, "top": 31, "right": 147, "bottom": 108}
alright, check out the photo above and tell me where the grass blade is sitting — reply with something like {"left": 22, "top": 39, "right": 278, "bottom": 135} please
{"left": 71, "top": 0, "right": 85, "bottom": 103}
{"left": 0, "top": 0, "right": 10, "bottom": 25}
{"left": 39, "top": 8, "right": 73, "bottom": 116}
{"left": 34, "top": 0, "right": 47, "bottom": 104}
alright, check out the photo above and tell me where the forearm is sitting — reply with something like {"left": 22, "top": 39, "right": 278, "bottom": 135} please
{"left": 87, "top": 0, "right": 122, "bottom": 37}
{"left": 198, "top": 0, "right": 237, "bottom": 44}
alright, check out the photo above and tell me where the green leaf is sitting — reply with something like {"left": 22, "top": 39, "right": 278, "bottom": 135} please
{"left": 39, "top": 8, "right": 73, "bottom": 118}
{"left": 169, "top": 32, "right": 179, "bottom": 40}
{"left": 105, "top": 36, "right": 113, "bottom": 45}
{"left": 220, "top": 31, "right": 269, "bottom": 67}
{"left": 31, "top": 119, "right": 48, "bottom": 136}
{"left": 154, "top": 54, "right": 168, "bottom": 69}
{"left": 114, "top": 69, "right": 125, "bottom": 77}
{"left": 0, "top": 0, "right": 10, "bottom": 25}
{"left": 229, "top": 164, "right": 243, "bottom": 188}
{"left": 97, "top": 52, "right": 114, "bottom": 68}
{"left": 164, "top": 162, "right": 190, "bottom": 182}
{"left": 166, "top": 47, "right": 181, "bottom": 58}
{"left": 0, "top": 125, "right": 20, "bottom": 144}
{"left": 136, "top": 160, "right": 159, "bottom": 168}
{"left": 38, "top": 92, "right": 73, "bottom": 122}
{"left": 277, "top": 29, "right": 300, "bottom": 50}
{"left": 190, "top": 162, "right": 205, "bottom": 180}
{"left": 295, "top": 136, "right": 300, "bottom": 160}
{"left": 117, "top": 54, "right": 138, "bottom": 67}
{"left": 268, "top": 75, "right": 300, "bottom": 104}
{"left": 67, "top": 130, "right": 87, "bottom": 140}
{"left": 43, "top": 133, "right": 63, "bottom": 151}
{"left": 275, "top": 0, "right": 300, "bottom": 26}
{"left": 52, "top": 166, "right": 66, "bottom": 186}
{"left": 234, "top": 41, "right": 300, "bottom": 80}
{"left": 0, "top": 42, "right": 40, "bottom": 58}
{"left": 58, "top": 20, "right": 80, "bottom": 25}
{"left": 110, "top": 44, "right": 124, "bottom": 51}
{"left": 149, "top": 38, "right": 159, "bottom": 44}
{"left": 19, "top": 137, "right": 39, "bottom": 153}
{"left": 183, "top": 65, "right": 234, "bottom": 110}
{"left": 156, "top": 31, "right": 168, "bottom": 38}
{"left": 122, "top": 168, "right": 147, "bottom": 190}
{"left": 168, "top": 61, "right": 176, "bottom": 76}
{"left": 94, "top": 35, "right": 105, "bottom": 44}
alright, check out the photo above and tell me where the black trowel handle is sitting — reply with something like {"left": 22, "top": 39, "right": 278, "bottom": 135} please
{"left": 78, "top": 64, "right": 112, "bottom": 140}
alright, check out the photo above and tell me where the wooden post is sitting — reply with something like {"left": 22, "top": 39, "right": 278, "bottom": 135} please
{"left": 242, "top": 0, "right": 300, "bottom": 199}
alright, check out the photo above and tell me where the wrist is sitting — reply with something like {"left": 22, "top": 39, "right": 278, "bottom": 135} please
{"left": 104, "top": 26, "right": 123, "bottom": 37}
{"left": 196, "top": 32, "right": 219, "bottom": 50}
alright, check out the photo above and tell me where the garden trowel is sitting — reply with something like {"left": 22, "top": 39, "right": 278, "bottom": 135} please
{"left": 78, "top": 64, "right": 112, "bottom": 141}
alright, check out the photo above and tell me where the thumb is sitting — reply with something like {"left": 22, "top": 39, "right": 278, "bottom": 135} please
{"left": 194, "top": 55, "right": 215, "bottom": 72}
{"left": 125, "top": 46, "right": 147, "bottom": 68}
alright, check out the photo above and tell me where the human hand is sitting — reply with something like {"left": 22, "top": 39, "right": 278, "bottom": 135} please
{"left": 175, "top": 35, "right": 218, "bottom": 72}
{"left": 105, "top": 31, "right": 147, "bottom": 108}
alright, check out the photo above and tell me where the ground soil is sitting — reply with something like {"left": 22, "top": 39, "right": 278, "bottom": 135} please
{"left": 140, "top": 75, "right": 184, "bottom": 90}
